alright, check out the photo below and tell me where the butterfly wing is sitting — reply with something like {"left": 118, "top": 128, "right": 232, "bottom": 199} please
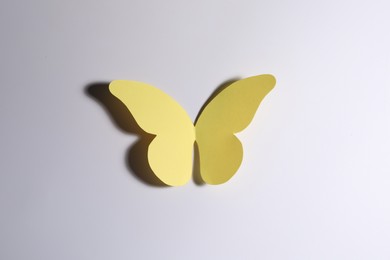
{"left": 195, "top": 74, "right": 276, "bottom": 185}
{"left": 109, "top": 80, "right": 195, "bottom": 186}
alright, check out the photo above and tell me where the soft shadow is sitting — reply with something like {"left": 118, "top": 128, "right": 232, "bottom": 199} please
{"left": 192, "top": 142, "right": 204, "bottom": 185}
{"left": 86, "top": 78, "right": 240, "bottom": 187}
{"left": 85, "top": 82, "right": 166, "bottom": 187}
{"left": 194, "top": 78, "right": 240, "bottom": 124}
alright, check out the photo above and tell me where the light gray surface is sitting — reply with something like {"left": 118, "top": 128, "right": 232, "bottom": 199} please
{"left": 1, "top": 0, "right": 390, "bottom": 259}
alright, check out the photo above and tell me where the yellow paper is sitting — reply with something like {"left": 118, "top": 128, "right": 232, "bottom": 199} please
{"left": 109, "top": 75, "right": 275, "bottom": 186}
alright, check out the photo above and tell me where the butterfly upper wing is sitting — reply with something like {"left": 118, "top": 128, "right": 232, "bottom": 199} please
{"left": 195, "top": 74, "right": 276, "bottom": 185}
{"left": 109, "top": 80, "right": 195, "bottom": 186}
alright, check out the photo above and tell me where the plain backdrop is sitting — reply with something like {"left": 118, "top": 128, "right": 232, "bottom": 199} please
{"left": 1, "top": 0, "right": 390, "bottom": 259}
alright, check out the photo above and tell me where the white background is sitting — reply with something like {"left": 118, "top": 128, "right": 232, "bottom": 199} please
{"left": 1, "top": 0, "right": 390, "bottom": 259}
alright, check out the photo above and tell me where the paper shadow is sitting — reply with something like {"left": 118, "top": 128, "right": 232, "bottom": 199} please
{"left": 85, "top": 82, "right": 166, "bottom": 187}
{"left": 86, "top": 78, "right": 239, "bottom": 187}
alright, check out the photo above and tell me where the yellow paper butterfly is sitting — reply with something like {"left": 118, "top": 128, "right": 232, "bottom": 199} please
{"left": 109, "top": 74, "right": 275, "bottom": 186}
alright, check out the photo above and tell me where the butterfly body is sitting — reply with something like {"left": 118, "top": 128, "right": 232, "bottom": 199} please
{"left": 109, "top": 75, "right": 275, "bottom": 186}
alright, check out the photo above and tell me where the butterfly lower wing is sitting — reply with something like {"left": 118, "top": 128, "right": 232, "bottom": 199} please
{"left": 195, "top": 74, "right": 276, "bottom": 185}
{"left": 147, "top": 133, "right": 195, "bottom": 186}
{"left": 109, "top": 80, "right": 195, "bottom": 186}
{"left": 195, "top": 133, "right": 244, "bottom": 185}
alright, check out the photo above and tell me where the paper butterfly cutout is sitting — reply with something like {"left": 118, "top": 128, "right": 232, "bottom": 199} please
{"left": 109, "top": 74, "right": 276, "bottom": 186}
